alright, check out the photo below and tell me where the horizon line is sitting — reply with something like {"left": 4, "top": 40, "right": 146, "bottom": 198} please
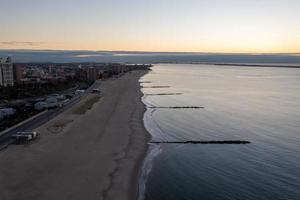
{"left": 0, "top": 48, "right": 300, "bottom": 56}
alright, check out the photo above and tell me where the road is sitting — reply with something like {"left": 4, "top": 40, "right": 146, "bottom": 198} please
{"left": 0, "top": 80, "right": 100, "bottom": 150}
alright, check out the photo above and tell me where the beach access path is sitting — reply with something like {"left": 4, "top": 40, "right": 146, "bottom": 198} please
{"left": 0, "top": 70, "right": 150, "bottom": 200}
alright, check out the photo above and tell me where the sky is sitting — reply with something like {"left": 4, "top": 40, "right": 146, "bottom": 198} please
{"left": 0, "top": 0, "right": 300, "bottom": 53}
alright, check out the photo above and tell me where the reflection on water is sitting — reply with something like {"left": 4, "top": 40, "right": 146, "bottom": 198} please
{"left": 140, "top": 64, "right": 300, "bottom": 200}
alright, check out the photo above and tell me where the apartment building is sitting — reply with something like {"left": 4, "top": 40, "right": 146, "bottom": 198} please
{"left": 0, "top": 57, "right": 14, "bottom": 87}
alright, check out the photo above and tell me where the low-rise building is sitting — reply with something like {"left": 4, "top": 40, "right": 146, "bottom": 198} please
{"left": 0, "top": 108, "right": 16, "bottom": 120}
{"left": 34, "top": 96, "right": 65, "bottom": 110}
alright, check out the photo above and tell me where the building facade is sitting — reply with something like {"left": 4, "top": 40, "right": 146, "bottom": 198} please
{"left": 0, "top": 57, "right": 14, "bottom": 87}
{"left": 13, "top": 64, "right": 23, "bottom": 85}
{"left": 0, "top": 66, "right": 2, "bottom": 86}
{"left": 87, "top": 67, "right": 97, "bottom": 82}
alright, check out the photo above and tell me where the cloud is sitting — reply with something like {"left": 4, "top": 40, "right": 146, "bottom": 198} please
{"left": 0, "top": 41, "right": 44, "bottom": 46}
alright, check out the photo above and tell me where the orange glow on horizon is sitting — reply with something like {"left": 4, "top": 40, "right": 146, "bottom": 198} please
{"left": 1, "top": 0, "right": 300, "bottom": 54}
{"left": 1, "top": 43, "right": 300, "bottom": 54}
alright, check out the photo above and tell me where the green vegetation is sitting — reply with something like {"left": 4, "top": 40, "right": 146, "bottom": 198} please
{"left": 72, "top": 95, "right": 101, "bottom": 115}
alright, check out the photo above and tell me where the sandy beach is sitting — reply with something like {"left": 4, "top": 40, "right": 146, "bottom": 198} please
{"left": 0, "top": 70, "right": 150, "bottom": 200}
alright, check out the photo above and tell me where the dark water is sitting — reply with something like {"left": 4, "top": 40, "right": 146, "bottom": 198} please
{"left": 1, "top": 50, "right": 300, "bottom": 64}
{"left": 139, "top": 64, "right": 300, "bottom": 200}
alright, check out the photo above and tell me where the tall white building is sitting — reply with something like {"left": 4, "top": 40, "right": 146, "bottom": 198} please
{"left": 0, "top": 57, "right": 14, "bottom": 87}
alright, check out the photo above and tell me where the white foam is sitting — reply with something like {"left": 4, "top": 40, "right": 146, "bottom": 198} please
{"left": 137, "top": 144, "right": 162, "bottom": 200}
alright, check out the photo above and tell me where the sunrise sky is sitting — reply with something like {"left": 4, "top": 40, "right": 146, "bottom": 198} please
{"left": 1, "top": 0, "right": 300, "bottom": 53}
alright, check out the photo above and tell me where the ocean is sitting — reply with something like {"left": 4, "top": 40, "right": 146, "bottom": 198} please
{"left": 1, "top": 50, "right": 300, "bottom": 64}
{"left": 139, "top": 64, "right": 300, "bottom": 200}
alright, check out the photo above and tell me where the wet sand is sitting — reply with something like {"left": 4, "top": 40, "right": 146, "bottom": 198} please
{"left": 0, "top": 71, "right": 150, "bottom": 200}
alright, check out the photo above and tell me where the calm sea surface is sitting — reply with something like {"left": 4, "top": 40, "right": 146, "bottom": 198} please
{"left": 139, "top": 64, "right": 300, "bottom": 200}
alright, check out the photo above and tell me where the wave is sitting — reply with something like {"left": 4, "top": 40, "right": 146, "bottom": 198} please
{"left": 138, "top": 144, "right": 162, "bottom": 200}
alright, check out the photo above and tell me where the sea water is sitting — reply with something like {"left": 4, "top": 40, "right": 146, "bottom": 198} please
{"left": 139, "top": 64, "right": 300, "bottom": 200}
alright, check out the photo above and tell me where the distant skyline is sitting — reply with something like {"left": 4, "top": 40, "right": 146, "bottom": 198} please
{"left": 1, "top": 0, "right": 300, "bottom": 53}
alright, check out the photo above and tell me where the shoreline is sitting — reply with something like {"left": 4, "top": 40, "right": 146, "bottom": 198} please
{"left": 0, "top": 70, "right": 151, "bottom": 200}
{"left": 133, "top": 75, "right": 152, "bottom": 200}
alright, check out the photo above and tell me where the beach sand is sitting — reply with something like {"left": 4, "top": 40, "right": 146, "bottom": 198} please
{"left": 0, "top": 70, "right": 150, "bottom": 200}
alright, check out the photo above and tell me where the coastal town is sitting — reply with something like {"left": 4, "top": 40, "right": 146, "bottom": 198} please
{"left": 0, "top": 56, "right": 151, "bottom": 133}
{"left": 1, "top": 0, "right": 300, "bottom": 199}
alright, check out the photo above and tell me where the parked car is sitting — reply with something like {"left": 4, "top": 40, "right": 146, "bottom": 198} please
{"left": 92, "top": 89, "right": 101, "bottom": 94}
{"left": 11, "top": 131, "right": 39, "bottom": 144}
{"left": 34, "top": 102, "right": 47, "bottom": 110}
{"left": 75, "top": 89, "right": 85, "bottom": 95}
